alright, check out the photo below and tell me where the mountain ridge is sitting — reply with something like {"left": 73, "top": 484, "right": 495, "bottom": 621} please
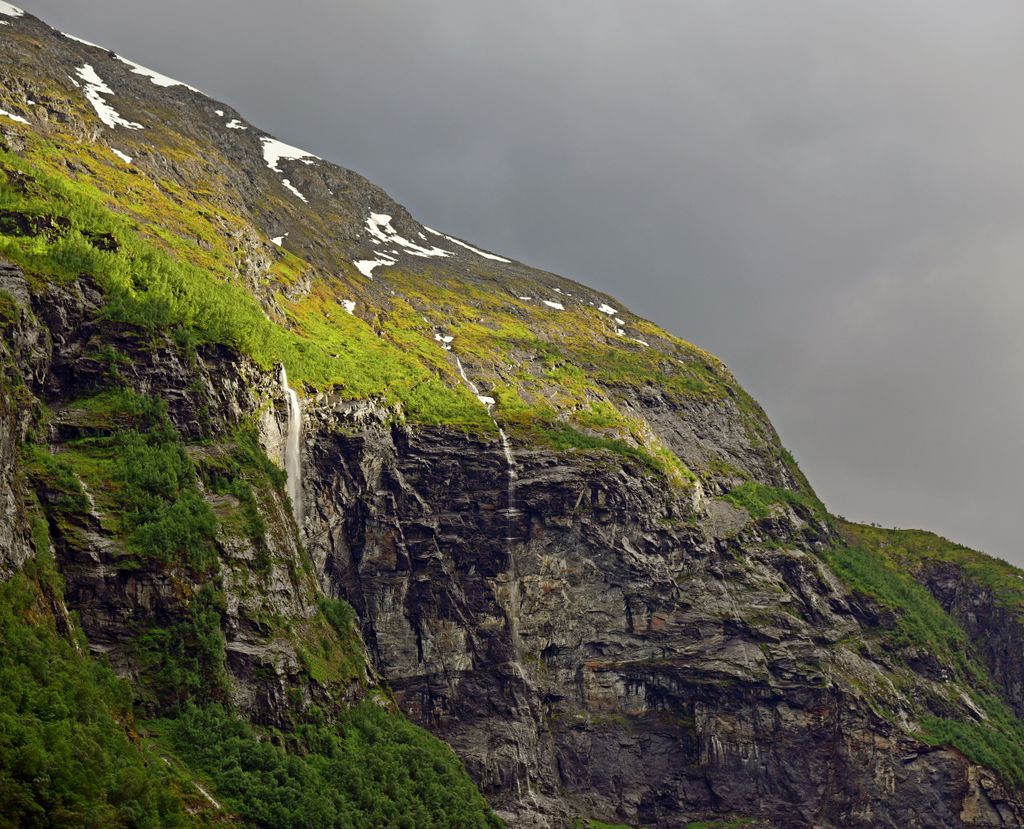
{"left": 2, "top": 5, "right": 1024, "bottom": 827}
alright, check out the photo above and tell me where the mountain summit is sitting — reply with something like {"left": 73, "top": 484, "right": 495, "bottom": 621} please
{"left": 2, "top": 5, "right": 1023, "bottom": 827}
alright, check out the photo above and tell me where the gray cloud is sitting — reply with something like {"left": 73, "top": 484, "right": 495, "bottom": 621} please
{"left": 24, "top": 0, "right": 1024, "bottom": 564}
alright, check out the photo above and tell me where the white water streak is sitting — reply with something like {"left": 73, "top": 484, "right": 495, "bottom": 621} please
{"left": 281, "top": 366, "right": 303, "bottom": 526}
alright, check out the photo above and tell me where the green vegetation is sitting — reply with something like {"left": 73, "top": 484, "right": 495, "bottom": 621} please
{"left": 0, "top": 125, "right": 744, "bottom": 487}
{"left": 841, "top": 522, "right": 1024, "bottom": 617}
{"left": 119, "top": 430, "right": 219, "bottom": 572}
{"left": 919, "top": 696, "right": 1024, "bottom": 789}
{"left": 12, "top": 376, "right": 501, "bottom": 822}
{"left": 820, "top": 538, "right": 974, "bottom": 674}
{"left": 156, "top": 702, "right": 504, "bottom": 829}
{"left": 821, "top": 523, "right": 1024, "bottom": 789}
{"left": 194, "top": 423, "right": 287, "bottom": 566}
{"left": 295, "top": 597, "right": 365, "bottom": 689}
{"left": 47, "top": 391, "right": 220, "bottom": 574}
{"left": 824, "top": 544, "right": 968, "bottom": 672}
{"left": 722, "top": 480, "right": 826, "bottom": 523}
{"left": 0, "top": 563, "right": 202, "bottom": 827}
{"left": 0, "top": 148, "right": 492, "bottom": 430}
{"left": 543, "top": 424, "right": 671, "bottom": 475}
{"left": 527, "top": 410, "right": 696, "bottom": 489}
{"left": 0, "top": 289, "right": 18, "bottom": 332}
{"left": 132, "top": 584, "right": 229, "bottom": 712}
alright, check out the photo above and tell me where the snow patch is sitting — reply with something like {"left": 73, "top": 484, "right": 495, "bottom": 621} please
{"left": 280, "top": 179, "right": 307, "bottom": 202}
{"left": 631, "top": 338, "right": 650, "bottom": 347}
{"left": 260, "top": 137, "right": 317, "bottom": 201}
{"left": 367, "top": 214, "right": 449, "bottom": 259}
{"left": 615, "top": 328, "right": 626, "bottom": 336}
{"left": 260, "top": 136, "right": 318, "bottom": 172}
{"left": 341, "top": 299, "right": 355, "bottom": 315}
{"left": 423, "top": 226, "right": 510, "bottom": 262}
{"left": 0, "top": 2, "right": 23, "bottom": 17}
{"left": 75, "top": 64, "right": 144, "bottom": 130}
{"left": 553, "top": 287, "right": 563, "bottom": 294}
{"left": 477, "top": 395, "right": 495, "bottom": 406}
{"left": 518, "top": 296, "right": 532, "bottom": 301}
{"left": 115, "top": 55, "right": 201, "bottom": 92}
{"left": 63, "top": 32, "right": 104, "bottom": 48}
{"left": 214, "top": 109, "right": 224, "bottom": 117}
{"left": 226, "top": 119, "right": 246, "bottom": 130}
{"left": 271, "top": 234, "right": 286, "bottom": 246}
{"left": 353, "top": 253, "right": 396, "bottom": 278}
{"left": 434, "top": 333, "right": 454, "bottom": 350}
{"left": 110, "top": 148, "right": 132, "bottom": 163}
{"left": 0, "top": 109, "right": 29, "bottom": 125}
{"left": 614, "top": 317, "right": 625, "bottom": 325}
{"left": 442, "top": 234, "right": 511, "bottom": 262}
{"left": 598, "top": 303, "right": 618, "bottom": 315}
{"left": 542, "top": 300, "right": 565, "bottom": 310}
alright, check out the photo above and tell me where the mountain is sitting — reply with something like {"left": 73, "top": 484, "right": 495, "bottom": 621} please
{"left": 1, "top": 5, "right": 1023, "bottom": 827}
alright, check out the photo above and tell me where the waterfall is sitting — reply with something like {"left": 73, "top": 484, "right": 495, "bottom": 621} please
{"left": 498, "top": 429, "right": 517, "bottom": 480}
{"left": 456, "top": 355, "right": 518, "bottom": 494}
{"left": 454, "top": 354, "right": 522, "bottom": 655}
{"left": 280, "top": 365, "right": 303, "bottom": 526}
{"left": 455, "top": 355, "right": 481, "bottom": 396}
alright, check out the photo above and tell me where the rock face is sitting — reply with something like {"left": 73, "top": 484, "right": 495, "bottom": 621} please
{"left": 4, "top": 272, "right": 364, "bottom": 725}
{"left": 919, "top": 561, "right": 1024, "bottom": 718}
{"left": 298, "top": 396, "right": 1023, "bottom": 828}
{"left": 5, "top": 268, "right": 1024, "bottom": 827}
{"left": 2, "top": 7, "right": 1024, "bottom": 828}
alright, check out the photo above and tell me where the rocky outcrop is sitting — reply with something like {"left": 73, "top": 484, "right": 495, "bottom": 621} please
{"left": 4, "top": 257, "right": 1023, "bottom": 827}
{"left": 0, "top": 261, "right": 47, "bottom": 576}
{"left": 9, "top": 266, "right": 363, "bottom": 725}
{"left": 918, "top": 561, "right": 1024, "bottom": 718}
{"left": 297, "top": 393, "right": 1024, "bottom": 828}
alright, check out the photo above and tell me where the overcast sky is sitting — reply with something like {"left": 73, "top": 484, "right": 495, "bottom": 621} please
{"left": 24, "top": 1, "right": 1024, "bottom": 565}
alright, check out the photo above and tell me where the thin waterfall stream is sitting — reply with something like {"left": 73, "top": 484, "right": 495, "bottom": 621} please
{"left": 455, "top": 356, "right": 518, "bottom": 523}
{"left": 455, "top": 355, "right": 523, "bottom": 653}
{"left": 280, "top": 365, "right": 303, "bottom": 526}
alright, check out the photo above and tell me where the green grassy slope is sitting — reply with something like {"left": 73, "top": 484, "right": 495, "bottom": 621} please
{"left": 823, "top": 521, "right": 1024, "bottom": 788}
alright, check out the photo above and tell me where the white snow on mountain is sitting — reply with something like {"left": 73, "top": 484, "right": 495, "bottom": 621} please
{"left": 115, "top": 55, "right": 201, "bottom": 92}
{"left": 75, "top": 64, "right": 144, "bottom": 130}
{"left": 367, "top": 214, "right": 449, "bottom": 259}
{"left": 423, "top": 227, "right": 510, "bottom": 262}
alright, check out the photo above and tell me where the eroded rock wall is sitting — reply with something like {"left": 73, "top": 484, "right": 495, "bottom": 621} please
{"left": 299, "top": 393, "right": 1023, "bottom": 828}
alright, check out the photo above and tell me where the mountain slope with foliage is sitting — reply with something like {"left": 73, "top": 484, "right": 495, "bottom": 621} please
{"left": 1, "top": 5, "right": 1024, "bottom": 828}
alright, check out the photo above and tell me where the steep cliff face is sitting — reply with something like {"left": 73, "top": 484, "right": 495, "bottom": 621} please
{"left": 840, "top": 523, "right": 1024, "bottom": 721}
{"left": 2, "top": 6, "right": 1024, "bottom": 828}
{"left": 298, "top": 395, "right": 1024, "bottom": 828}
{"left": 3, "top": 264, "right": 363, "bottom": 722}
{"left": 921, "top": 562, "right": 1024, "bottom": 717}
